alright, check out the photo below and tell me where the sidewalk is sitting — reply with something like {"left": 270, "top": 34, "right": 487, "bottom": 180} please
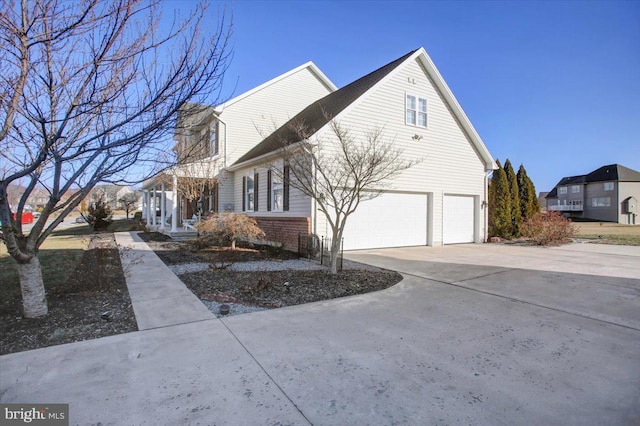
{"left": 1, "top": 231, "right": 309, "bottom": 425}
{"left": 113, "top": 231, "right": 215, "bottom": 330}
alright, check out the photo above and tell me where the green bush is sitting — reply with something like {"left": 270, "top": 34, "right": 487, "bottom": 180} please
{"left": 521, "top": 211, "right": 576, "bottom": 246}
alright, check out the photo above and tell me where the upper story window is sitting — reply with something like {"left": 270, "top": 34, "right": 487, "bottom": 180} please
{"left": 406, "top": 94, "right": 427, "bottom": 128}
{"left": 571, "top": 185, "right": 580, "bottom": 193}
{"left": 558, "top": 187, "right": 567, "bottom": 195}
{"left": 209, "top": 122, "right": 219, "bottom": 157}
{"left": 604, "top": 182, "right": 614, "bottom": 191}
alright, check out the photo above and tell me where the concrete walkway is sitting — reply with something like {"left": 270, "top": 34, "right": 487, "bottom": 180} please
{"left": 1, "top": 238, "right": 639, "bottom": 425}
{"left": 113, "top": 232, "right": 214, "bottom": 330}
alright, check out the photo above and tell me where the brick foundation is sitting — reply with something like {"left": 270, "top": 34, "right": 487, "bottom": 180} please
{"left": 254, "top": 217, "right": 311, "bottom": 252}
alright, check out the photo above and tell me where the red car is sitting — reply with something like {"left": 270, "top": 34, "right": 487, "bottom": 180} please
{"left": 12, "top": 211, "right": 34, "bottom": 224}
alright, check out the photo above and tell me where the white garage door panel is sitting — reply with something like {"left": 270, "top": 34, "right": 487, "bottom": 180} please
{"left": 342, "top": 193, "right": 427, "bottom": 250}
{"left": 443, "top": 195, "right": 475, "bottom": 244}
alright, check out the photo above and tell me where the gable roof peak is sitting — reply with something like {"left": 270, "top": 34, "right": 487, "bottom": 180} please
{"left": 215, "top": 61, "right": 337, "bottom": 113}
{"left": 230, "top": 47, "right": 496, "bottom": 171}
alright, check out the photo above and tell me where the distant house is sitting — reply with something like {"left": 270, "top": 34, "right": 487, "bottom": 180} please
{"left": 89, "top": 185, "right": 135, "bottom": 210}
{"left": 537, "top": 192, "right": 549, "bottom": 212}
{"left": 143, "top": 48, "right": 497, "bottom": 249}
{"left": 546, "top": 164, "right": 640, "bottom": 224}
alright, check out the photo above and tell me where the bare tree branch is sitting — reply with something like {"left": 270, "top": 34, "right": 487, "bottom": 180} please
{"left": 272, "top": 117, "right": 421, "bottom": 273}
{"left": 0, "top": 0, "right": 232, "bottom": 317}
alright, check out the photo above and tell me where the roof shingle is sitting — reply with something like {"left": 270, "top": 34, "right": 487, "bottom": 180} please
{"left": 232, "top": 49, "right": 418, "bottom": 166}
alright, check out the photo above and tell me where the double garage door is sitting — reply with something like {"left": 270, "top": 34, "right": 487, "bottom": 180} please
{"left": 341, "top": 193, "right": 476, "bottom": 250}
{"left": 342, "top": 193, "right": 427, "bottom": 250}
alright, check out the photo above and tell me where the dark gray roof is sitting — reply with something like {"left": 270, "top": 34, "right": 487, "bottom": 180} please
{"left": 585, "top": 164, "right": 640, "bottom": 183}
{"left": 233, "top": 50, "right": 418, "bottom": 166}
{"left": 547, "top": 164, "right": 640, "bottom": 197}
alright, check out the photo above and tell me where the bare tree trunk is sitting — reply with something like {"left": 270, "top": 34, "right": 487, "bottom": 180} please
{"left": 329, "top": 232, "right": 341, "bottom": 275}
{"left": 17, "top": 256, "right": 48, "bottom": 318}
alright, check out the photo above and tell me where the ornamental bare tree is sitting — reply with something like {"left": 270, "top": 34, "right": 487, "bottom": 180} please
{"left": 0, "top": 0, "right": 231, "bottom": 317}
{"left": 276, "top": 119, "right": 420, "bottom": 274}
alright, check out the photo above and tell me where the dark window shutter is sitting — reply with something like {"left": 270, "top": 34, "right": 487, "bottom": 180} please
{"left": 267, "top": 170, "right": 272, "bottom": 212}
{"left": 242, "top": 176, "right": 246, "bottom": 211}
{"left": 213, "top": 183, "right": 219, "bottom": 212}
{"left": 283, "top": 165, "right": 290, "bottom": 211}
{"left": 254, "top": 172, "right": 259, "bottom": 212}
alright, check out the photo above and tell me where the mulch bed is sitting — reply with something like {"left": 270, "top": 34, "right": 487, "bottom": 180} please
{"left": 0, "top": 234, "right": 137, "bottom": 355}
{"left": 1, "top": 231, "right": 402, "bottom": 355}
{"left": 140, "top": 232, "right": 403, "bottom": 310}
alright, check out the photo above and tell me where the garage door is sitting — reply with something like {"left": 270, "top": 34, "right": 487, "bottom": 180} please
{"left": 443, "top": 195, "right": 475, "bottom": 244}
{"left": 342, "top": 193, "right": 427, "bottom": 250}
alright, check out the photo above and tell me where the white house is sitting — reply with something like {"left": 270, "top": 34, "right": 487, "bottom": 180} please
{"left": 143, "top": 48, "right": 496, "bottom": 249}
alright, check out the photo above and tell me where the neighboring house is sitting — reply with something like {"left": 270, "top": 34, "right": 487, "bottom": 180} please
{"left": 90, "top": 185, "right": 135, "bottom": 210}
{"left": 546, "top": 164, "right": 640, "bottom": 224}
{"left": 538, "top": 192, "right": 549, "bottom": 212}
{"left": 143, "top": 48, "right": 497, "bottom": 250}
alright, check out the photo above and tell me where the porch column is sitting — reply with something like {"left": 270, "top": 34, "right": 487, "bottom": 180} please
{"left": 151, "top": 187, "right": 157, "bottom": 226}
{"left": 171, "top": 174, "right": 178, "bottom": 232}
{"left": 145, "top": 190, "right": 151, "bottom": 226}
{"left": 160, "top": 182, "right": 166, "bottom": 229}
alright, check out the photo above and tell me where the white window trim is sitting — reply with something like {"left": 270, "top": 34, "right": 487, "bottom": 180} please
{"left": 558, "top": 187, "right": 567, "bottom": 195}
{"left": 405, "top": 92, "right": 428, "bottom": 128}
{"left": 271, "top": 177, "right": 283, "bottom": 212}
{"left": 245, "top": 174, "right": 254, "bottom": 211}
{"left": 604, "top": 182, "right": 614, "bottom": 191}
{"left": 591, "top": 197, "right": 611, "bottom": 207}
{"left": 571, "top": 185, "right": 580, "bottom": 193}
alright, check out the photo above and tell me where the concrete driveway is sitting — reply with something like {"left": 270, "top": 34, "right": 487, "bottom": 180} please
{"left": 1, "top": 242, "right": 639, "bottom": 425}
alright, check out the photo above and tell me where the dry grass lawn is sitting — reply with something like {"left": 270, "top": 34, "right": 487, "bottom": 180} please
{"left": 573, "top": 222, "right": 640, "bottom": 245}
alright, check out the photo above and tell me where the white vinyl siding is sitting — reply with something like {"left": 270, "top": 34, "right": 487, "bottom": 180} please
{"left": 221, "top": 67, "right": 333, "bottom": 165}
{"left": 316, "top": 57, "right": 486, "bottom": 245}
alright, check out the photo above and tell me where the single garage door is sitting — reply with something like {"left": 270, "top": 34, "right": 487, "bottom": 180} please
{"left": 443, "top": 195, "right": 475, "bottom": 244}
{"left": 342, "top": 192, "right": 427, "bottom": 250}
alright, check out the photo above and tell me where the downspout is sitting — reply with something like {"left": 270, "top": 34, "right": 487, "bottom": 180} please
{"left": 484, "top": 168, "right": 493, "bottom": 243}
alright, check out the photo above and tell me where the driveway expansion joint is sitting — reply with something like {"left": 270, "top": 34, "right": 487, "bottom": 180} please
{"left": 219, "top": 317, "right": 314, "bottom": 426}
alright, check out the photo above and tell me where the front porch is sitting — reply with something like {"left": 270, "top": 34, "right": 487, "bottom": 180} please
{"left": 146, "top": 223, "right": 198, "bottom": 241}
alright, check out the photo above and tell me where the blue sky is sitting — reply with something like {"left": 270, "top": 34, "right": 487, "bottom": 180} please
{"left": 172, "top": 0, "right": 639, "bottom": 193}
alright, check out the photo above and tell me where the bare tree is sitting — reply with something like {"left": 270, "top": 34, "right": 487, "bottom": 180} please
{"left": 276, "top": 119, "right": 420, "bottom": 274}
{"left": 119, "top": 192, "right": 139, "bottom": 219}
{"left": 0, "top": 0, "right": 232, "bottom": 317}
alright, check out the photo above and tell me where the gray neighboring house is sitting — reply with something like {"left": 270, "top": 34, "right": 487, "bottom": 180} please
{"left": 546, "top": 164, "right": 640, "bottom": 224}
